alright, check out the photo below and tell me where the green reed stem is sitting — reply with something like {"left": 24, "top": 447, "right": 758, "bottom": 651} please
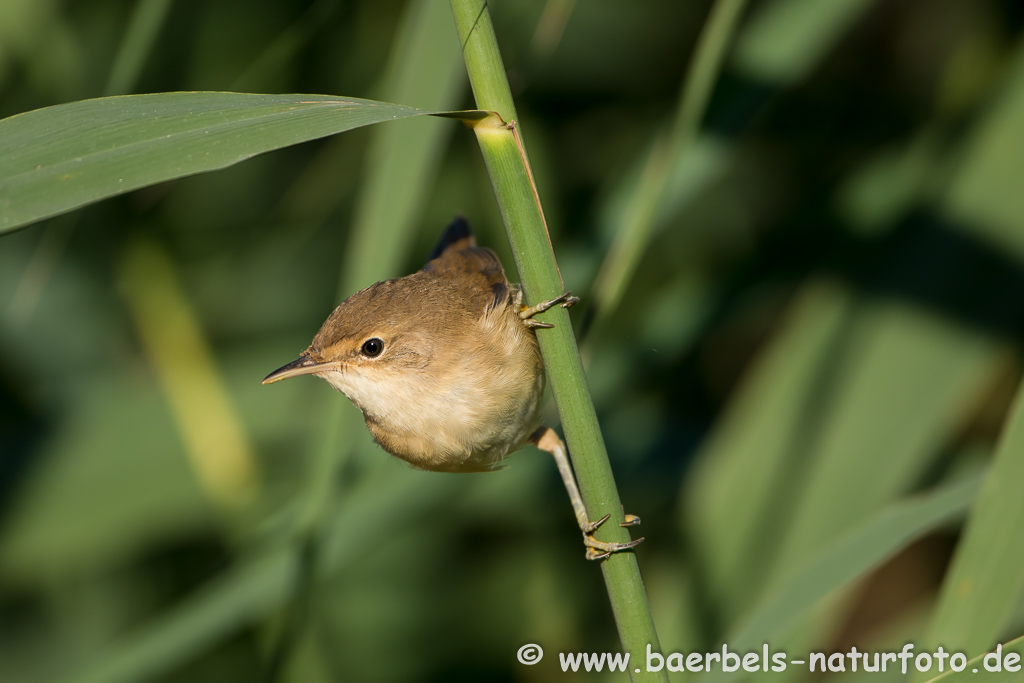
{"left": 449, "top": 2, "right": 667, "bottom": 680}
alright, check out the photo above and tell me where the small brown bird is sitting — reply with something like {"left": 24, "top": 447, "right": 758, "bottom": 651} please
{"left": 263, "top": 217, "right": 641, "bottom": 559}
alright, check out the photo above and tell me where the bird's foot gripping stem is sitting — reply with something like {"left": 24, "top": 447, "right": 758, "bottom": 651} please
{"left": 519, "top": 291, "right": 579, "bottom": 329}
{"left": 531, "top": 427, "right": 643, "bottom": 561}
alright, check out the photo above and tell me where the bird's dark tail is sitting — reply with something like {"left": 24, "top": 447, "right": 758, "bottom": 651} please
{"left": 428, "top": 215, "right": 476, "bottom": 261}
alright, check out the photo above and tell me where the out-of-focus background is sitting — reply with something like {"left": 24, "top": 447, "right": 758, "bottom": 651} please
{"left": 3, "top": 0, "right": 1024, "bottom": 681}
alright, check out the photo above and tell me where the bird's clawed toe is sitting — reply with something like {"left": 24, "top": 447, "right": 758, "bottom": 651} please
{"left": 519, "top": 291, "right": 579, "bottom": 321}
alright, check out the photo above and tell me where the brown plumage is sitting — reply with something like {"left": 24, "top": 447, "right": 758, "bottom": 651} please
{"left": 263, "top": 217, "right": 544, "bottom": 472}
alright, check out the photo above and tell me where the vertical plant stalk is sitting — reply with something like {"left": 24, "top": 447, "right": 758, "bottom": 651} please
{"left": 449, "top": 2, "right": 666, "bottom": 679}
{"left": 120, "top": 240, "right": 259, "bottom": 508}
{"left": 589, "top": 0, "right": 748, "bottom": 329}
{"left": 104, "top": 0, "right": 174, "bottom": 97}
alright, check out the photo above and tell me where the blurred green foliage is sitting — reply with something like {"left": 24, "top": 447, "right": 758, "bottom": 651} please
{"left": 3, "top": 0, "right": 1024, "bottom": 682}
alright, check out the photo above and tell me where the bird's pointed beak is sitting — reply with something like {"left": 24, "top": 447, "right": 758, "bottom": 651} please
{"left": 262, "top": 355, "right": 323, "bottom": 385}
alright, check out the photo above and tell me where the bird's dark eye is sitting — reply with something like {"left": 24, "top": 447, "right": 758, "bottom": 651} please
{"left": 360, "top": 338, "right": 384, "bottom": 358}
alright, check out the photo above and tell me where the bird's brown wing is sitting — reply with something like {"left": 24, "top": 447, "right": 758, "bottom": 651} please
{"left": 424, "top": 217, "right": 511, "bottom": 316}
